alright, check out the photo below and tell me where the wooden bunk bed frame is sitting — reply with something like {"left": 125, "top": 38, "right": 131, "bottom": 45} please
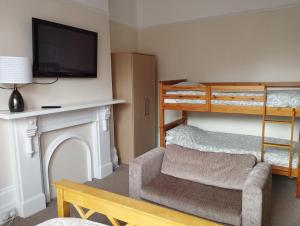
{"left": 159, "top": 79, "right": 300, "bottom": 197}
{"left": 53, "top": 180, "right": 220, "bottom": 226}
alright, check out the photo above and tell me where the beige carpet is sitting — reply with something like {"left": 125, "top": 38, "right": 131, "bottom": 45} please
{"left": 5, "top": 164, "right": 300, "bottom": 226}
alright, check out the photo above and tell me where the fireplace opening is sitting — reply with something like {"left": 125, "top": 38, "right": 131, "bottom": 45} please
{"left": 41, "top": 124, "right": 93, "bottom": 202}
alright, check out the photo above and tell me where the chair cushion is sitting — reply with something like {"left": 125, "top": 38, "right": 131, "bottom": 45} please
{"left": 161, "top": 144, "right": 256, "bottom": 190}
{"left": 141, "top": 173, "right": 242, "bottom": 226}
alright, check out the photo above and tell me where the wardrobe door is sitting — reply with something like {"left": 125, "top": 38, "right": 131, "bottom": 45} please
{"left": 112, "top": 54, "right": 134, "bottom": 164}
{"left": 132, "top": 54, "right": 156, "bottom": 157}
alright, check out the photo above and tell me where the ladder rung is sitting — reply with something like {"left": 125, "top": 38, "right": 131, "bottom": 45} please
{"left": 264, "top": 119, "right": 292, "bottom": 124}
{"left": 263, "top": 142, "right": 291, "bottom": 149}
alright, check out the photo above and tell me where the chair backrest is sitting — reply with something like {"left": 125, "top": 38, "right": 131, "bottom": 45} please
{"left": 161, "top": 144, "right": 257, "bottom": 190}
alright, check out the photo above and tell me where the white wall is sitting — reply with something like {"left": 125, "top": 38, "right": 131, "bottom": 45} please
{"left": 0, "top": 0, "right": 112, "bottom": 110}
{"left": 0, "top": 0, "right": 112, "bottom": 190}
{"left": 137, "top": 0, "right": 300, "bottom": 28}
{"left": 138, "top": 6, "right": 300, "bottom": 82}
{"left": 68, "top": 0, "right": 109, "bottom": 12}
{"left": 109, "top": 0, "right": 137, "bottom": 28}
{"left": 109, "top": 21, "right": 138, "bottom": 53}
{"left": 109, "top": 0, "right": 138, "bottom": 52}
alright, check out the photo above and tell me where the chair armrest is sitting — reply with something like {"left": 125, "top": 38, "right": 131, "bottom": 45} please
{"left": 242, "top": 163, "right": 272, "bottom": 226}
{"left": 129, "top": 147, "right": 165, "bottom": 199}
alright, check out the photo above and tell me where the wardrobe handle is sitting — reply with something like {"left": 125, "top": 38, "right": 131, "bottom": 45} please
{"left": 144, "top": 97, "right": 149, "bottom": 116}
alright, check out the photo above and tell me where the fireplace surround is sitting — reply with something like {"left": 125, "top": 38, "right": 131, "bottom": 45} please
{"left": 0, "top": 100, "right": 124, "bottom": 218}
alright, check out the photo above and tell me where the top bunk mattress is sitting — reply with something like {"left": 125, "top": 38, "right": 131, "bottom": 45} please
{"left": 166, "top": 125, "right": 299, "bottom": 168}
{"left": 164, "top": 82, "right": 300, "bottom": 108}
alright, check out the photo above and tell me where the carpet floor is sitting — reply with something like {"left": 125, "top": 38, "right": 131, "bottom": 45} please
{"left": 5, "top": 164, "right": 300, "bottom": 226}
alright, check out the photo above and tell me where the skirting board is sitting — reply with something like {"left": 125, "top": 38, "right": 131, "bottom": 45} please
{"left": 0, "top": 161, "right": 112, "bottom": 224}
{"left": 0, "top": 186, "right": 46, "bottom": 222}
{"left": 100, "top": 162, "right": 113, "bottom": 179}
{"left": 19, "top": 193, "right": 46, "bottom": 218}
{"left": 0, "top": 186, "right": 16, "bottom": 225}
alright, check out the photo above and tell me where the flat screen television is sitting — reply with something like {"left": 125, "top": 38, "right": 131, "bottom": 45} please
{"left": 32, "top": 18, "right": 98, "bottom": 78}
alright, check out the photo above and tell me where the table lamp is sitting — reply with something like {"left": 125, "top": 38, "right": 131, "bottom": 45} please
{"left": 0, "top": 56, "right": 32, "bottom": 112}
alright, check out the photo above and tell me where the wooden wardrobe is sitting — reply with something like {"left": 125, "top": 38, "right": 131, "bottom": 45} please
{"left": 112, "top": 53, "right": 156, "bottom": 164}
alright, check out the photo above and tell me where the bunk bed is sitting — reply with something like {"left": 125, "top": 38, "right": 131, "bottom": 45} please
{"left": 159, "top": 79, "right": 300, "bottom": 197}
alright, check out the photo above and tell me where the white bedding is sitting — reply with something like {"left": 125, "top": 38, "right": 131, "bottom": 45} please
{"left": 164, "top": 82, "right": 300, "bottom": 108}
{"left": 37, "top": 218, "right": 108, "bottom": 226}
{"left": 166, "top": 125, "right": 299, "bottom": 168}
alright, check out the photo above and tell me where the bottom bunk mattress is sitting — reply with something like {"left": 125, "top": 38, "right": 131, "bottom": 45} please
{"left": 166, "top": 125, "right": 299, "bottom": 168}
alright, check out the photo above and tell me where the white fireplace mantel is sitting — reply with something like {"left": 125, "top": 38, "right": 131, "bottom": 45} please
{"left": 0, "top": 100, "right": 124, "bottom": 120}
{"left": 0, "top": 99, "right": 124, "bottom": 218}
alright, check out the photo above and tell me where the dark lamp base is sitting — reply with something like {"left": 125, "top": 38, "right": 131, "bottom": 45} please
{"left": 9, "top": 87, "right": 24, "bottom": 112}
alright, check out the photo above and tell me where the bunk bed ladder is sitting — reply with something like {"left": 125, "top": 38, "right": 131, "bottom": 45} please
{"left": 261, "top": 87, "right": 296, "bottom": 176}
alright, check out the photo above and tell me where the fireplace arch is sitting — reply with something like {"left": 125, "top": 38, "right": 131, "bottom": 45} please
{"left": 43, "top": 133, "right": 93, "bottom": 202}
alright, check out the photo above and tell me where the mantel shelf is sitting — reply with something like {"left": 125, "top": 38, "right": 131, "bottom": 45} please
{"left": 0, "top": 99, "right": 125, "bottom": 120}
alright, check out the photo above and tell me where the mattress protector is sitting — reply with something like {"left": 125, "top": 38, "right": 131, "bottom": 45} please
{"left": 165, "top": 82, "right": 300, "bottom": 108}
{"left": 166, "top": 125, "right": 299, "bottom": 168}
{"left": 37, "top": 218, "right": 108, "bottom": 226}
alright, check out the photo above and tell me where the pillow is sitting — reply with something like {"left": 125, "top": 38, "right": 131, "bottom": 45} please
{"left": 161, "top": 144, "right": 257, "bottom": 190}
{"left": 166, "top": 125, "right": 207, "bottom": 143}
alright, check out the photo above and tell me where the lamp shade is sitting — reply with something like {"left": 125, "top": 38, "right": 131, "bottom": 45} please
{"left": 0, "top": 56, "right": 32, "bottom": 84}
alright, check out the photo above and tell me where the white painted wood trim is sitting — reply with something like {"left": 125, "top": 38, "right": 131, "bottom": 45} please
{"left": 8, "top": 118, "right": 46, "bottom": 218}
{"left": 1, "top": 101, "right": 124, "bottom": 217}
{"left": 39, "top": 117, "right": 95, "bottom": 134}
{"left": 0, "top": 100, "right": 125, "bottom": 120}
{"left": 0, "top": 186, "right": 16, "bottom": 224}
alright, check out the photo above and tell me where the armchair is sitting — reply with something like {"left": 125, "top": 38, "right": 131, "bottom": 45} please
{"left": 129, "top": 145, "right": 272, "bottom": 226}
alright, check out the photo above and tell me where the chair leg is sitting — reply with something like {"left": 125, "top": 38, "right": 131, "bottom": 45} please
{"left": 57, "top": 188, "right": 70, "bottom": 217}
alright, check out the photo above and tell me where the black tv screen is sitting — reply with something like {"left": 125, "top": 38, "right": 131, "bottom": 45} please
{"left": 32, "top": 18, "right": 98, "bottom": 78}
